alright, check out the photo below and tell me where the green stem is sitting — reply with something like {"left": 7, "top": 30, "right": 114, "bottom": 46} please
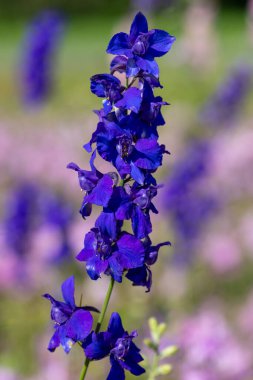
{"left": 148, "top": 351, "right": 160, "bottom": 380}
{"left": 79, "top": 277, "right": 115, "bottom": 380}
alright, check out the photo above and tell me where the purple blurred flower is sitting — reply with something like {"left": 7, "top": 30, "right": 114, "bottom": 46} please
{"left": 20, "top": 10, "right": 65, "bottom": 104}
{"left": 165, "top": 140, "right": 218, "bottom": 265}
{"left": 199, "top": 64, "right": 252, "bottom": 127}
{"left": 3, "top": 182, "right": 74, "bottom": 263}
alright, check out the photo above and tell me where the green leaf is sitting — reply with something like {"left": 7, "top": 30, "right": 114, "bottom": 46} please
{"left": 149, "top": 317, "right": 160, "bottom": 344}
{"left": 157, "top": 322, "right": 167, "bottom": 337}
{"left": 160, "top": 345, "right": 178, "bottom": 359}
{"left": 155, "top": 364, "right": 172, "bottom": 376}
{"left": 144, "top": 338, "right": 158, "bottom": 351}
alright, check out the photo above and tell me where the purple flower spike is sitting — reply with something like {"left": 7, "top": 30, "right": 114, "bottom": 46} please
{"left": 43, "top": 276, "right": 99, "bottom": 353}
{"left": 20, "top": 10, "right": 65, "bottom": 105}
{"left": 107, "top": 11, "right": 175, "bottom": 77}
{"left": 84, "top": 312, "right": 145, "bottom": 380}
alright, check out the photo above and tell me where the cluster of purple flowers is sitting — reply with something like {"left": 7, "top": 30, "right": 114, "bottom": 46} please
{"left": 20, "top": 10, "right": 65, "bottom": 104}
{"left": 44, "top": 12, "right": 175, "bottom": 379}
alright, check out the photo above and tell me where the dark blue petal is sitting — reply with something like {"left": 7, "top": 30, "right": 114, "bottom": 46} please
{"left": 65, "top": 309, "right": 93, "bottom": 342}
{"left": 107, "top": 357, "right": 125, "bottom": 380}
{"left": 85, "top": 332, "right": 111, "bottom": 360}
{"left": 129, "top": 12, "right": 148, "bottom": 44}
{"left": 90, "top": 74, "right": 121, "bottom": 98}
{"left": 89, "top": 149, "right": 97, "bottom": 173}
{"left": 108, "top": 254, "right": 124, "bottom": 282}
{"left": 115, "top": 156, "right": 131, "bottom": 178}
{"left": 117, "top": 233, "right": 144, "bottom": 269}
{"left": 85, "top": 174, "right": 114, "bottom": 207}
{"left": 58, "top": 325, "right": 74, "bottom": 353}
{"left": 95, "top": 212, "right": 118, "bottom": 240}
{"left": 130, "top": 162, "right": 145, "bottom": 185}
{"left": 103, "top": 99, "right": 113, "bottom": 115}
{"left": 43, "top": 294, "right": 71, "bottom": 324}
{"left": 110, "top": 55, "right": 128, "bottom": 74}
{"left": 76, "top": 230, "right": 97, "bottom": 261}
{"left": 126, "top": 265, "right": 152, "bottom": 292}
{"left": 115, "top": 197, "right": 133, "bottom": 221}
{"left": 135, "top": 56, "right": 159, "bottom": 77}
{"left": 48, "top": 328, "right": 60, "bottom": 352}
{"left": 122, "top": 355, "right": 145, "bottom": 376}
{"left": 115, "top": 87, "right": 142, "bottom": 113}
{"left": 86, "top": 255, "right": 108, "bottom": 280}
{"left": 126, "top": 58, "right": 140, "bottom": 77}
{"left": 80, "top": 200, "right": 92, "bottom": 218}
{"left": 107, "top": 312, "right": 125, "bottom": 338}
{"left": 131, "top": 207, "right": 152, "bottom": 239}
{"left": 61, "top": 276, "right": 75, "bottom": 309}
{"left": 107, "top": 33, "right": 131, "bottom": 55}
{"left": 147, "top": 29, "right": 176, "bottom": 57}
{"left": 134, "top": 138, "right": 165, "bottom": 170}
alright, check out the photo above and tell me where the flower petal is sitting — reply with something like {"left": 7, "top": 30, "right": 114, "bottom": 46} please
{"left": 85, "top": 331, "right": 111, "bottom": 360}
{"left": 86, "top": 255, "right": 108, "bottom": 280}
{"left": 129, "top": 12, "right": 148, "bottom": 44}
{"left": 122, "top": 355, "right": 145, "bottom": 376}
{"left": 134, "top": 138, "right": 165, "bottom": 170}
{"left": 58, "top": 325, "right": 74, "bottom": 353}
{"left": 107, "top": 356, "right": 125, "bottom": 380}
{"left": 117, "top": 233, "right": 144, "bottom": 269}
{"left": 131, "top": 206, "right": 152, "bottom": 239}
{"left": 110, "top": 55, "right": 128, "bottom": 74}
{"left": 61, "top": 276, "right": 75, "bottom": 308}
{"left": 147, "top": 29, "right": 176, "bottom": 57}
{"left": 130, "top": 162, "right": 145, "bottom": 185}
{"left": 136, "top": 56, "right": 159, "bottom": 77}
{"left": 95, "top": 212, "right": 118, "bottom": 240}
{"left": 90, "top": 74, "right": 121, "bottom": 98}
{"left": 107, "top": 32, "right": 131, "bottom": 55}
{"left": 126, "top": 265, "right": 152, "bottom": 292}
{"left": 48, "top": 328, "right": 60, "bottom": 352}
{"left": 76, "top": 230, "right": 97, "bottom": 261}
{"left": 66, "top": 309, "right": 93, "bottom": 342}
{"left": 85, "top": 174, "right": 114, "bottom": 207}
{"left": 107, "top": 312, "right": 125, "bottom": 337}
{"left": 115, "top": 87, "right": 142, "bottom": 113}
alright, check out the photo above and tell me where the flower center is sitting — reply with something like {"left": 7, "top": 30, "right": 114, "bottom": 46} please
{"left": 132, "top": 35, "right": 149, "bottom": 56}
{"left": 134, "top": 187, "right": 156, "bottom": 209}
{"left": 111, "top": 337, "right": 131, "bottom": 360}
{"left": 95, "top": 231, "right": 111, "bottom": 260}
{"left": 116, "top": 136, "right": 133, "bottom": 159}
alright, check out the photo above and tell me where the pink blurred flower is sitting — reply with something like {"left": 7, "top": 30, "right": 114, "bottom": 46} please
{"left": 178, "top": 307, "right": 252, "bottom": 379}
{"left": 0, "top": 368, "right": 21, "bottom": 380}
{"left": 201, "top": 232, "right": 241, "bottom": 273}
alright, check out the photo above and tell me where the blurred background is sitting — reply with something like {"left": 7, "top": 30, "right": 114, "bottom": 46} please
{"left": 0, "top": 0, "right": 253, "bottom": 379}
